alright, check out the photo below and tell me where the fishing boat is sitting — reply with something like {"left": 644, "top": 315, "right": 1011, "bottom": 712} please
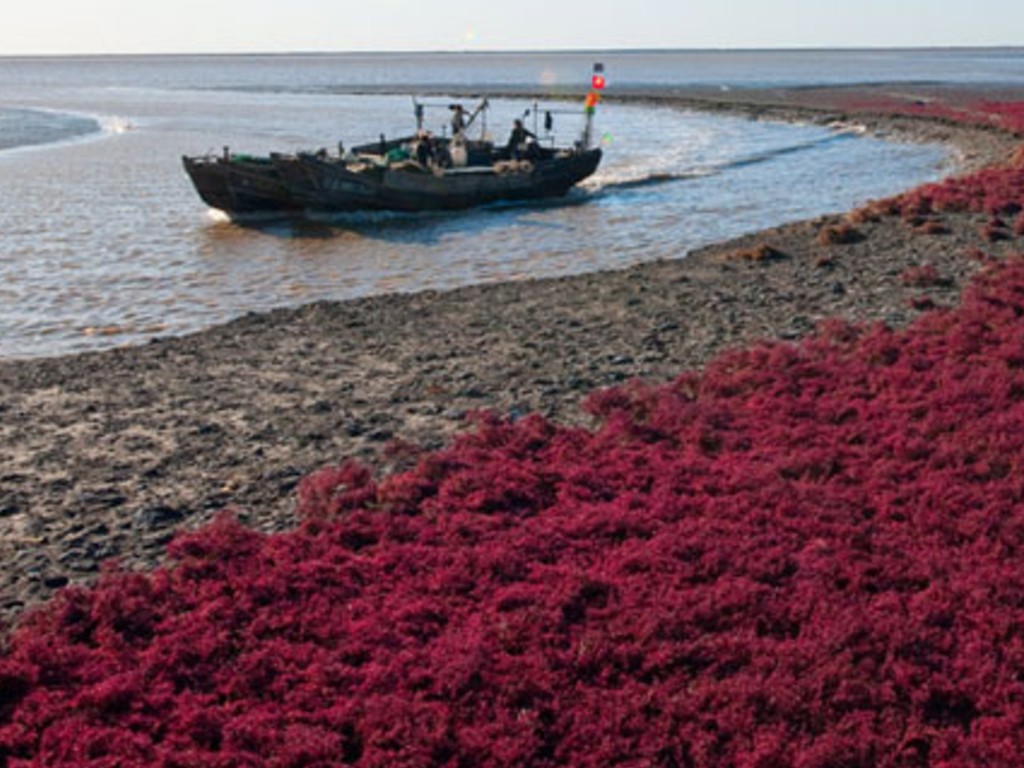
{"left": 182, "top": 65, "right": 607, "bottom": 218}
{"left": 273, "top": 139, "right": 602, "bottom": 214}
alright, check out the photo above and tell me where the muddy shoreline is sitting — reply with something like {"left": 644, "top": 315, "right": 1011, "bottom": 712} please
{"left": 1, "top": 85, "right": 1022, "bottom": 631}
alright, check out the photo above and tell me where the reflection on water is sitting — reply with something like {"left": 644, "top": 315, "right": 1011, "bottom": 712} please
{"left": 0, "top": 87, "right": 948, "bottom": 359}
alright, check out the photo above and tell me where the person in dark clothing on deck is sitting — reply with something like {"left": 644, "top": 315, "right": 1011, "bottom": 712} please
{"left": 507, "top": 119, "right": 536, "bottom": 160}
{"left": 415, "top": 132, "right": 435, "bottom": 167}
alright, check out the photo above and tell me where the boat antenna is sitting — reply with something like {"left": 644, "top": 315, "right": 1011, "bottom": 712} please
{"left": 413, "top": 99, "right": 424, "bottom": 131}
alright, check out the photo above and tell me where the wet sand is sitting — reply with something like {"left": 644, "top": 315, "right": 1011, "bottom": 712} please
{"left": 1, "top": 85, "right": 1022, "bottom": 632}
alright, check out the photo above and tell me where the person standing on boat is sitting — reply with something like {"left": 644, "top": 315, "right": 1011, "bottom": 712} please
{"left": 450, "top": 104, "right": 467, "bottom": 137}
{"left": 507, "top": 118, "right": 536, "bottom": 160}
{"left": 415, "top": 131, "right": 435, "bottom": 167}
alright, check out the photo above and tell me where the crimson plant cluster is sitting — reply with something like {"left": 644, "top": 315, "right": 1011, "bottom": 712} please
{"left": 853, "top": 142, "right": 1024, "bottom": 238}
{"left": 839, "top": 98, "right": 1024, "bottom": 235}
{"left": 840, "top": 97, "right": 1024, "bottom": 136}
{"left": 4, "top": 253, "right": 1024, "bottom": 765}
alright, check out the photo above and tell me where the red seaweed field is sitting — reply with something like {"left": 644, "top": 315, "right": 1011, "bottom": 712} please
{"left": 838, "top": 96, "right": 1024, "bottom": 136}
{"left": 5, "top": 256, "right": 1024, "bottom": 765}
{"left": 841, "top": 98, "right": 1024, "bottom": 230}
{"left": 895, "top": 163, "right": 1024, "bottom": 220}
{"left": 851, "top": 135, "right": 1024, "bottom": 229}
{"left": 3, "top": 83, "right": 1024, "bottom": 768}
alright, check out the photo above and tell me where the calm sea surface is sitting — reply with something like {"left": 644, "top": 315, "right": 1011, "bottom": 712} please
{"left": 3, "top": 49, "right": 1018, "bottom": 359}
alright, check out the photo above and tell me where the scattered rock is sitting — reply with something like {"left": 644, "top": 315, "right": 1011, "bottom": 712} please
{"left": 75, "top": 489, "right": 127, "bottom": 509}
{"left": 135, "top": 504, "right": 186, "bottom": 530}
{"left": 42, "top": 575, "right": 69, "bottom": 590}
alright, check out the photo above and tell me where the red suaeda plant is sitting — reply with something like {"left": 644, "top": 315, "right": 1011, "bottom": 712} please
{"left": 839, "top": 96, "right": 1024, "bottom": 135}
{"left": 847, "top": 199, "right": 894, "bottom": 224}
{"left": 966, "top": 246, "right": 994, "bottom": 263}
{"left": 899, "top": 264, "right": 946, "bottom": 288}
{"left": 909, "top": 295, "right": 937, "bottom": 311}
{"left": 911, "top": 218, "right": 949, "bottom": 236}
{"left": 840, "top": 95, "right": 982, "bottom": 127}
{"left": 837, "top": 98, "right": 1024, "bottom": 231}
{"left": 722, "top": 243, "right": 787, "bottom": 262}
{"left": 854, "top": 159, "right": 1024, "bottom": 232}
{"left": 816, "top": 222, "right": 864, "bottom": 246}
{"left": 6, "top": 258, "right": 1024, "bottom": 765}
{"left": 976, "top": 101, "right": 1024, "bottom": 134}
{"left": 899, "top": 165, "right": 1024, "bottom": 219}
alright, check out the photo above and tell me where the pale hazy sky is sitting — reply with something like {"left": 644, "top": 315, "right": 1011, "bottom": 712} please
{"left": 2, "top": 0, "right": 1022, "bottom": 55}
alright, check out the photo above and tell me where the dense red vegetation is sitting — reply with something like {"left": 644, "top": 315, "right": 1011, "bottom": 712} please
{"left": 841, "top": 98, "right": 1024, "bottom": 232}
{"left": 904, "top": 168, "right": 1024, "bottom": 218}
{"left": 846, "top": 97, "right": 981, "bottom": 129}
{"left": 911, "top": 219, "right": 949, "bottom": 237}
{"left": 840, "top": 96, "right": 1024, "bottom": 135}
{"left": 976, "top": 101, "right": 1024, "bottom": 135}
{"left": 5, "top": 257, "right": 1024, "bottom": 766}
{"left": 851, "top": 151, "right": 1024, "bottom": 227}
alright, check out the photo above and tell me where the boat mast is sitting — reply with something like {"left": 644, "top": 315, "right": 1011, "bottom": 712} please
{"left": 582, "top": 62, "right": 605, "bottom": 149}
{"left": 464, "top": 97, "right": 489, "bottom": 140}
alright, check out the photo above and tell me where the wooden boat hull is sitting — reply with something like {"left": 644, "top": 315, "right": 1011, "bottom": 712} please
{"left": 273, "top": 148, "right": 603, "bottom": 213}
{"left": 182, "top": 155, "right": 299, "bottom": 215}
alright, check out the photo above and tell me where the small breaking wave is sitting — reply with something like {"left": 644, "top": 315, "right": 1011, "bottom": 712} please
{"left": 98, "top": 114, "right": 133, "bottom": 136}
{"left": 587, "top": 170, "right": 713, "bottom": 193}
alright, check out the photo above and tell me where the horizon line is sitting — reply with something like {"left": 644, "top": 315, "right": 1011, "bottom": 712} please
{"left": 1, "top": 43, "right": 1023, "bottom": 59}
